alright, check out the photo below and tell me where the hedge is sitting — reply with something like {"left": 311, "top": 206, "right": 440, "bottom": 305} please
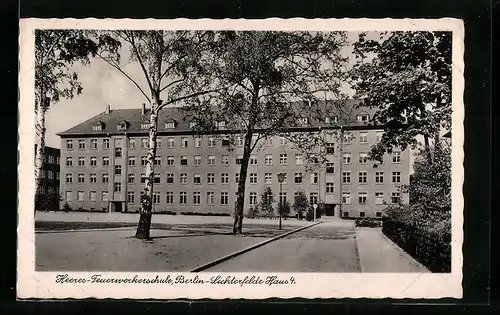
{"left": 181, "top": 211, "right": 231, "bottom": 217}
{"left": 382, "top": 219, "right": 451, "bottom": 273}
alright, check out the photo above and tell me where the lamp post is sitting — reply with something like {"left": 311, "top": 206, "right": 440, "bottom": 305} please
{"left": 313, "top": 203, "right": 318, "bottom": 222}
{"left": 277, "top": 173, "right": 285, "bottom": 230}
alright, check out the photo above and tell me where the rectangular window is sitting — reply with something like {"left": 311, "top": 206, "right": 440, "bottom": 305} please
{"left": 359, "top": 132, "right": 368, "bottom": 144}
{"left": 181, "top": 137, "right": 188, "bottom": 148}
{"left": 282, "top": 173, "right": 288, "bottom": 184}
{"left": 208, "top": 155, "right": 215, "bottom": 166}
{"left": 249, "top": 192, "right": 257, "bottom": 205}
{"left": 221, "top": 155, "right": 229, "bottom": 165}
{"left": 309, "top": 192, "right": 318, "bottom": 206}
{"left": 358, "top": 192, "right": 367, "bottom": 204}
{"left": 280, "top": 153, "right": 288, "bottom": 165}
{"left": 376, "top": 131, "right": 383, "bottom": 143}
{"left": 77, "top": 191, "right": 84, "bottom": 201}
{"left": 194, "top": 155, "right": 202, "bottom": 166}
{"left": 236, "top": 136, "right": 243, "bottom": 146}
{"left": 194, "top": 137, "right": 202, "bottom": 148}
{"left": 90, "top": 173, "right": 97, "bottom": 183}
{"left": 194, "top": 173, "right": 201, "bottom": 184}
{"left": 280, "top": 137, "right": 286, "bottom": 146}
{"left": 102, "top": 139, "right": 110, "bottom": 149}
{"left": 392, "top": 151, "right": 402, "bottom": 163}
{"left": 343, "top": 132, "right": 352, "bottom": 144}
{"left": 222, "top": 138, "right": 230, "bottom": 147}
{"left": 56, "top": 157, "right": 60, "bottom": 165}
{"left": 114, "top": 182, "right": 121, "bottom": 192}
{"left": 235, "top": 173, "right": 240, "bottom": 184}
{"left": 221, "top": 192, "right": 228, "bottom": 205}
{"left": 250, "top": 155, "right": 258, "bottom": 165}
{"left": 207, "top": 192, "right": 215, "bottom": 205}
{"left": 266, "top": 138, "right": 273, "bottom": 146}
{"left": 167, "top": 137, "right": 175, "bottom": 149}
{"left": 310, "top": 173, "right": 318, "bottom": 184}
{"left": 326, "top": 162, "right": 335, "bottom": 174}
{"left": 129, "top": 138, "right": 136, "bottom": 149}
{"left": 249, "top": 173, "right": 257, "bottom": 184}
{"left": 88, "top": 191, "right": 96, "bottom": 202}
{"left": 128, "top": 156, "right": 135, "bottom": 167}
{"left": 78, "top": 173, "right": 84, "bottom": 183}
{"left": 375, "top": 172, "right": 384, "bottom": 183}
{"left": 115, "top": 165, "right": 122, "bottom": 175}
{"left": 343, "top": 153, "right": 351, "bottom": 164}
{"left": 165, "top": 122, "right": 176, "bottom": 129}
{"left": 152, "top": 192, "right": 160, "bottom": 204}
{"left": 127, "top": 192, "right": 135, "bottom": 204}
{"left": 342, "top": 192, "right": 351, "bottom": 204}
{"left": 154, "top": 173, "right": 160, "bottom": 184}
{"left": 166, "top": 192, "right": 174, "bottom": 204}
{"left": 207, "top": 173, "right": 215, "bottom": 184}
{"left": 102, "top": 157, "right": 109, "bottom": 166}
{"left": 56, "top": 172, "right": 60, "bottom": 180}
{"left": 65, "top": 191, "right": 73, "bottom": 201}
{"left": 326, "top": 182, "right": 335, "bottom": 193}
{"left": 360, "top": 212, "right": 366, "bottom": 218}
{"left": 326, "top": 143, "right": 335, "bottom": 154}
{"left": 102, "top": 173, "right": 109, "bottom": 183}
{"left": 141, "top": 138, "right": 149, "bottom": 149}
{"left": 102, "top": 191, "right": 108, "bottom": 202}
{"left": 221, "top": 173, "right": 229, "bottom": 184}
{"left": 180, "top": 192, "right": 187, "bottom": 205}
{"left": 359, "top": 153, "right": 368, "bottom": 164}
{"left": 78, "top": 157, "right": 85, "bottom": 167}
{"left": 265, "top": 154, "right": 273, "bottom": 165}
{"left": 236, "top": 154, "right": 243, "bottom": 165}
{"left": 166, "top": 173, "right": 174, "bottom": 184}
{"left": 279, "top": 192, "right": 287, "bottom": 204}
{"left": 48, "top": 170, "right": 54, "bottom": 179}
{"left": 180, "top": 173, "right": 187, "bottom": 184}
{"left": 128, "top": 173, "right": 135, "bottom": 184}
{"left": 90, "top": 139, "right": 98, "bottom": 149}
{"left": 115, "top": 147, "right": 122, "bottom": 157}
{"left": 391, "top": 192, "right": 401, "bottom": 204}
{"left": 294, "top": 172, "right": 303, "bottom": 184}
{"left": 208, "top": 137, "right": 216, "bottom": 147}
{"left": 66, "top": 157, "right": 73, "bottom": 167}
{"left": 343, "top": 211, "right": 349, "bottom": 218}
{"left": 295, "top": 154, "right": 303, "bottom": 165}
{"left": 180, "top": 155, "right": 188, "bottom": 166}
{"left": 375, "top": 192, "right": 384, "bottom": 205}
{"left": 90, "top": 157, "right": 97, "bottom": 167}
{"left": 156, "top": 138, "right": 162, "bottom": 148}
{"left": 358, "top": 171, "right": 367, "bottom": 184}
{"left": 392, "top": 172, "right": 401, "bottom": 183}
{"left": 66, "top": 140, "right": 73, "bottom": 150}
{"left": 140, "top": 156, "right": 147, "bottom": 166}
{"left": 65, "top": 173, "right": 73, "bottom": 183}
{"left": 114, "top": 138, "right": 122, "bottom": 148}
{"left": 167, "top": 156, "right": 174, "bottom": 166}
{"left": 154, "top": 156, "right": 161, "bottom": 166}
{"left": 192, "top": 192, "right": 201, "bottom": 205}
{"left": 265, "top": 173, "right": 272, "bottom": 184}
{"left": 78, "top": 140, "right": 85, "bottom": 150}
{"left": 376, "top": 212, "right": 382, "bottom": 217}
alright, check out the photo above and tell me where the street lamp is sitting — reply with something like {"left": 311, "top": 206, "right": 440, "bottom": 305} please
{"left": 313, "top": 203, "right": 318, "bottom": 222}
{"left": 277, "top": 173, "right": 285, "bottom": 230}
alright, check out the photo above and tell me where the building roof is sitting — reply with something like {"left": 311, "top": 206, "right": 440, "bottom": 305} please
{"left": 58, "top": 100, "right": 380, "bottom": 137}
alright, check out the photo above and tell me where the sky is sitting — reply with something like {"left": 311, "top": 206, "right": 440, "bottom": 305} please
{"left": 44, "top": 31, "right": 368, "bottom": 149}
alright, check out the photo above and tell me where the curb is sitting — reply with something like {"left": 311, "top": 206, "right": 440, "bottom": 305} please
{"left": 35, "top": 227, "right": 137, "bottom": 234}
{"left": 377, "top": 229, "right": 430, "bottom": 272}
{"left": 191, "top": 221, "right": 322, "bottom": 272}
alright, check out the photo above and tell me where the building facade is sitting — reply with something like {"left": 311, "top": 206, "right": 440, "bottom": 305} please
{"left": 58, "top": 103, "right": 410, "bottom": 218}
{"left": 35, "top": 145, "right": 61, "bottom": 210}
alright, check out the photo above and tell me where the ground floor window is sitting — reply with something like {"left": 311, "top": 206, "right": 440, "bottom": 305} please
{"left": 221, "top": 192, "right": 228, "bottom": 205}
{"left": 359, "top": 212, "right": 365, "bottom": 218}
{"left": 193, "top": 192, "right": 201, "bottom": 205}
{"left": 343, "top": 211, "right": 349, "bottom": 218}
{"left": 153, "top": 192, "right": 160, "bottom": 204}
{"left": 376, "top": 212, "right": 382, "bottom": 217}
{"left": 249, "top": 192, "right": 257, "bottom": 205}
{"left": 127, "top": 192, "right": 134, "bottom": 204}
{"left": 180, "top": 192, "right": 187, "bottom": 205}
{"left": 166, "top": 192, "right": 174, "bottom": 204}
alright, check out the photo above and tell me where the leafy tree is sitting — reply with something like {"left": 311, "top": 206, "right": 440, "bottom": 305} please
{"left": 34, "top": 30, "right": 98, "bottom": 191}
{"left": 278, "top": 199, "right": 291, "bottom": 219}
{"left": 183, "top": 31, "right": 348, "bottom": 233}
{"left": 258, "top": 186, "right": 275, "bottom": 219}
{"left": 246, "top": 205, "right": 260, "bottom": 219}
{"left": 350, "top": 31, "right": 452, "bottom": 163}
{"left": 95, "top": 31, "right": 218, "bottom": 239}
{"left": 293, "top": 190, "right": 309, "bottom": 220}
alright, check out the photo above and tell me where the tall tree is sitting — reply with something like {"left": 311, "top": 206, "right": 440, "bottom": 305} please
{"left": 350, "top": 31, "right": 452, "bottom": 162}
{"left": 34, "top": 30, "right": 98, "bottom": 194}
{"left": 182, "top": 31, "right": 348, "bottom": 234}
{"left": 95, "top": 30, "right": 217, "bottom": 239}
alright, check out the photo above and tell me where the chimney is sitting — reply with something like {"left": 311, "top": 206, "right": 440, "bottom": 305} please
{"left": 105, "top": 104, "right": 111, "bottom": 114}
{"left": 141, "top": 103, "right": 146, "bottom": 115}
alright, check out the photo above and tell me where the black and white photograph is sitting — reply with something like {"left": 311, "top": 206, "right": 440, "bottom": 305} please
{"left": 18, "top": 18, "right": 464, "bottom": 299}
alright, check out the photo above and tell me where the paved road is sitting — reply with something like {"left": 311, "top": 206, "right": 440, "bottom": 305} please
{"left": 204, "top": 220, "right": 362, "bottom": 272}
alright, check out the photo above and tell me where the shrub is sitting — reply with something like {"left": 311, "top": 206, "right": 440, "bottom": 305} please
{"left": 180, "top": 212, "right": 230, "bottom": 217}
{"left": 355, "top": 218, "right": 382, "bottom": 227}
{"left": 62, "top": 202, "right": 72, "bottom": 212}
{"left": 293, "top": 190, "right": 308, "bottom": 220}
{"left": 259, "top": 186, "right": 275, "bottom": 218}
{"left": 155, "top": 210, "right": 177, "bottom": 215}
{"left": 277, "top": 200, "right": 291, "bottom": 219}
{"left": 246, "top": 205, "right": 260, "bottom": 219}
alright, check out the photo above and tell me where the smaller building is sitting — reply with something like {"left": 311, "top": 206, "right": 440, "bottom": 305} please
{"left": 35, "top": 145, "right": 61, "bottom": 211}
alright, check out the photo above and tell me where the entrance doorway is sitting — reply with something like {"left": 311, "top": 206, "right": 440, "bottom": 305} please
{"left": 110, "top": 201, "right": 123, "bottom": 213}
{"left": 324, "top": 204, "right": 336, "bottom": 216}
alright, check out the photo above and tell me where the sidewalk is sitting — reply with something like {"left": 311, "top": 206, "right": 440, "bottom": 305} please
{"left": 355, "top": 227, "right": 430, "bottom": 273}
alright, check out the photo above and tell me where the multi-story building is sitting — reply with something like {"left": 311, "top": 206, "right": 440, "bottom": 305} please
{"left": 58, "top": 102, "right": 410, "bottom": 218}
{"left": 35, "top": 145, "right": 61, "bottom": 210}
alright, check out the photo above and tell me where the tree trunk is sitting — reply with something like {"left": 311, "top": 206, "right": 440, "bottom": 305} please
{"left": 35, "top": 97, "right": 48, "bottom": 200}
{"left": 135, "top": 102, "right": 159, "bottom": 240}
{"left": 233, "top": 131, "right": 253, "bottom": 235}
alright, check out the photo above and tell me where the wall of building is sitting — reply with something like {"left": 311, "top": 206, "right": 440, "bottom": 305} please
{"left": 59, "top": 128, "right": 410, "bottom": 218}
